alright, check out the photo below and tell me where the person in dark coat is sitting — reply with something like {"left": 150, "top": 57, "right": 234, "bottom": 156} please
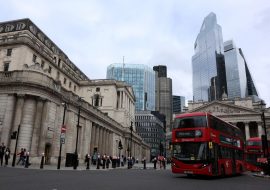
{"left": 153, "top": 157, "right": 157, "bottom": 169}
{"left": 0, "top": 143, "right": 6, "bottom": 166}
{"left": 106, "top": 155, "right": 110, "bottom": 169}
{"left": 102, "top": 154, "right": 106, "bottom": 169}
{"left": 4, "top": 148, "right": 10, "bottom": 166}
{"left": 24, "top": 151, "right": 30, "bottom": 168}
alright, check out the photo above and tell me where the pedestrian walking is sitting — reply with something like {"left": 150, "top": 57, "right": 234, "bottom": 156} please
{"left": 4, "top": 148, "right": 10, "bottom": 166}
{"left": 153, "top": 157, "right": 157, "bottom": 169}
{"left": 17, "top": 148, "right": 25, "bottom": 165}
{"left": 106, "top": 156, "right": 110, "bottom": 169}
{"left": 24, "top": 151, "right": 30, "bottom": 168}
{"left": 102, "top": 154, "right": 106, "bottom": 169}
{"left": 0, "top": 143, "right": 6, "bottom": 166}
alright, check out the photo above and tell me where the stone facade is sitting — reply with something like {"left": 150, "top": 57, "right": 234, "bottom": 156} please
{"left": 187, "top": 97, "right": 270, "bottom": 140}
{"left": 0, "top": 19, "right": 150, "bottom": 164}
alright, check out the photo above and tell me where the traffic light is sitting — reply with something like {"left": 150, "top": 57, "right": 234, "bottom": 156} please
{"left": 118, "top": 140, "right": 123, "bottom": 150}
{"left": 10, "top": 131, "right": 17, "bottom": 139}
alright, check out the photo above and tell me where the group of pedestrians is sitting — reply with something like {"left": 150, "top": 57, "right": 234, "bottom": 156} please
{"left": 16, "top": 148, "right": 30, "bottom": 167}
{"left": 152, "top": 155, "right": 167, "bottom": 169}
{"left": 0, "top": 143, "right": 11, "bottom": 166}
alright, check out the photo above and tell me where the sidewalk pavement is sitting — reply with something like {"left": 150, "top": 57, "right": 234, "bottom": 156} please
{"left": 4, "top": 162, "right": 171, "bottom": 171}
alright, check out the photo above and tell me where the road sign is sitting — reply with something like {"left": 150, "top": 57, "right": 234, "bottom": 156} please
{"left": 60, "top": 138, "right": 65, "bottom": 144}
{"left": 61, "top": 125, "right": 66, "bottom": 133}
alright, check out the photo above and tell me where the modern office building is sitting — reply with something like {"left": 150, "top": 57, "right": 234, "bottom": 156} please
{"left": 153, "top": 65, "right": 172, "bottom": 132}
{"left": 0, "top": 18, "right": 150, "bottom": 164}
{"left": 107, "top": 63, "right": 155, "bottom": 111}
{"left": 192, "top": 12, "right": 260, "bottom": 103}
{"left": 192, "top": 12, "right": 227, "bottom": 102}
{"left": 173, "top": 95, "right": 185, "bottom": 114}
{"left": 224, "top": 40, "right": 247, "bottom": 99}
{"left": 135, "top": 111, "right": 165, "bottom": 159}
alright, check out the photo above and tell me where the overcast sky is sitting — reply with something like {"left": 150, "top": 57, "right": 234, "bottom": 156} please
{"left": 1, "top": 0, "right": 270, "bottom": 106}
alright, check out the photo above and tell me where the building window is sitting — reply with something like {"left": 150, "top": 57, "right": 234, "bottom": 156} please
{"left": 58, "top": 59, "right": 61, "bottom": 67}
{"left": 4, "top": 62, "right": 10, "bottom": 72}
{"left": 74, "top": 85, "right": 76, "bottom": 92}
{"left": 64, "top": 78, "right": 66, "bottom": 84}
{"left": 7, "top": 49, "right": 12, "bottom": 56}
{"left": 32, "top": 54, "right": 37, "bottom": 62}
{"left": 69, "top": 82, "right": 72, "bottom": 88}
{"left": 96, "top": 87, "right": 100, "bottom": 92}
{"left": 41, "top": 60, "right": 45, "bottom": 68}
{"left": 48, "top": 66, "right": 52, "bottom": 74}
{"left": 57, "top": 71, "right": 60, "bottom": 80}
{"left": 94, "top": 94, "right": 100, "bottom": 107}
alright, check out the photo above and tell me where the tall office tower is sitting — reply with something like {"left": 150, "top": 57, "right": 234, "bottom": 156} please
{"left": 173, "top": 95, "right": 185, "bottom": 114}
{"left": 153, "top": 65, "right": 172, "bottom": 132}
{"left": 107, "top": 63, "right": 155, "bottom": 111}
{"left": 224, "top": 40, "right": 259, "bottom": 101}
{"left": 192, "top": 12, "right": 227, "bottom": 102}
{"left": 224, "top": 40, "right": 247, "bottom": 99}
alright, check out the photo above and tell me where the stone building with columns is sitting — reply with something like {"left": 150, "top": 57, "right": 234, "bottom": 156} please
{"left": 0, "top": 18, "right": 150, "bottom": 165}
{"left": 188, "top": 97, "right": 270, "bottom": 140}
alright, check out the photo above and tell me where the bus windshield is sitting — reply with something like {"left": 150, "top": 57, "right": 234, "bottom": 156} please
{"left": 172, "top": 142, "right": 207, "bottom": 161}
{"left": 173, "top": 116, "right": 207, "bottom": 129}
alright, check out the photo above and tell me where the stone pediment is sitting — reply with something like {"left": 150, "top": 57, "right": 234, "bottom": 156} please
{"left": 190, "top": 101, "right": 260, "bottom": 115}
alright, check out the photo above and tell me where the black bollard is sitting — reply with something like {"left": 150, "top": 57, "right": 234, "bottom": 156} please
{"left": 143, "top": 159, "right": 146, "bottom": 169}
{"left": 86, "top": 154, "right": 90, "bottom": 170}
{"left": 40, "top": 153, "right": 44, "bottom": 169}
{"left": 97, "top": 157, "right": 100, "bottom": 169}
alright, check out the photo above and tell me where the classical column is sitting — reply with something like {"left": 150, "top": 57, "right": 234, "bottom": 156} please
{"left": 98, "top": 127, "right": 103, "bottom": 154}
{"left": 95, "top": 125, "right": 100, "bottom": 153}
{"left": 82, "top": 120, "right": 90, "bottom": 156}
{"left": 258, "top": 123, "right": 263, "bottom": 137}
{"left": 10, "top": 94, "right": 25, "bottom": 153}
{"left": 64, "top": 111, "right": 74, "bottom": 154}
{"left": 245, "top": 123, "right": 250, "bottom": 140}
{"left": 104, "top": 130, "right": 108, "bottom": 155}
{"left": 109, "top": 132, "right": 113, "bottom": 156}
{"left": 38, "top": 101, "right": 49, "bottom": 155}
{"left": 1, "top": 94, "right": 16, "bottom": 147}
{"left": 18, "top": 98, "right": 36, "bottom": 151}
{"left": 102, "top": 128, "right": 106, "bottom": 155}
{"left": 30, "top": 98, "right": 44, "bottom": 157}
{"left": 90, "top": 123, "right": 96, "bottom": 154}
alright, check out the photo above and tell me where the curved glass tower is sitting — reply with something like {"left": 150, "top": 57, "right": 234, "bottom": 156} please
{"left": 192, "top": 12, "right": 227, "bottom": 102}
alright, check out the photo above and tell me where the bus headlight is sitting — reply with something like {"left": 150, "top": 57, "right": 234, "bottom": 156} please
{"left": 195, "top": 130, "right": 202, "bottom": 137}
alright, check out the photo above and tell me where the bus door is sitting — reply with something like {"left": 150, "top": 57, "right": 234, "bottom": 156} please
{"left": 231, "top": 149, "right": 236, "bottom": 174}
{"left": 209, "top": 142, "right": 219, "bottom": 175}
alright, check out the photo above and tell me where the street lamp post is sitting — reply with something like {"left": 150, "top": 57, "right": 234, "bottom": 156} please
{"left": 57, "top": 102, "right": 67, "bottom": 169}
{"left": 11, "top": 124, "right": 21, "bottom": 167}
{"left": 129, "top": 121, "right": 133, "bottom": 169}
{"left": 74, "top": 97, "right": 82, "bottom": 170}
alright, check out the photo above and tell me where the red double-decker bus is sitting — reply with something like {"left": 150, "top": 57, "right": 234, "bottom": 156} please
{"left": 245, "top": 137, "right": 270, "bottom": 172}
{"left": 171, "top": 112, "right": 245, "bottom": 176}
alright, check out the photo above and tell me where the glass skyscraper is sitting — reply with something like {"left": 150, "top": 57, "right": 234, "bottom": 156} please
{"left": 224, "top": 40, "right": 259, "bottom": 100}
{"left": 224, "top": 40, "right": 247, "bottom": 99}
{"left": 107, "top": 63, "right": 155, "bottom": 111}
{"left": 192, "top": 12, "right": 227, "bottom": 102}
